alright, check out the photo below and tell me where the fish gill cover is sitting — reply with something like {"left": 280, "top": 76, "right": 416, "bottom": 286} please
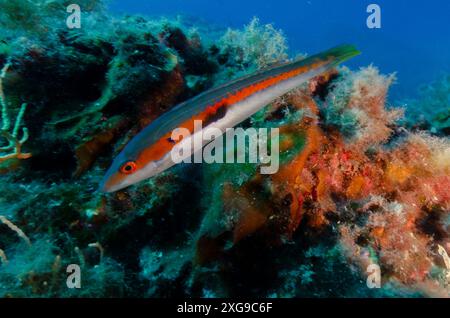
{"left": 0, "top": 0, "right": 448, "bottom": 298}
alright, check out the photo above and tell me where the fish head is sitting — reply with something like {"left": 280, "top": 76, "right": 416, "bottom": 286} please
{"left": 99, "top": 132, "right": 176, "bottom": 192}
{"left": 100, "top": 150, "right": 157, "bottom": 193}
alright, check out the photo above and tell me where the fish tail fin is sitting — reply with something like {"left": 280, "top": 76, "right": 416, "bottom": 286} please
{"left": 284, "top": 44, "right": 360, "bottom": 75}
{"left": 319, "top": 44, "right": 361, "bottom": 67}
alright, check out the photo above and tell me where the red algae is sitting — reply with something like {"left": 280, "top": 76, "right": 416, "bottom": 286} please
{"left": 195, "top": 66, "right": 449, "bottom": 296}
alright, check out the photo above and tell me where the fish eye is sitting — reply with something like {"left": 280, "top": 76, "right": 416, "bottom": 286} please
{"left": 120, "top": 161, "right": 137, "bottom": 174}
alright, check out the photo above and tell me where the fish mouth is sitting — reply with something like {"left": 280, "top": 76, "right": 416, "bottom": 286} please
{"left": 99, "top": 168, "right": 129, "bottom": 193}
{"left": 99, "top": 182, "right": 119, "bottom": 193}
{"left": 99, "top": 178, "right": 132, "bottom": 193}
{"left": 99, "top": 179, "right": 117, "bottom": 193}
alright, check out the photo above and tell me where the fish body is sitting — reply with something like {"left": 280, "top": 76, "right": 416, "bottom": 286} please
{"left": 101, "top": 44, "right": 360, "bottom": 192}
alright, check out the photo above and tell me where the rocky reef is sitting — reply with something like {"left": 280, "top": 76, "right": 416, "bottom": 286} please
{"left": 401, "top": 74, "right": 450, "bottom": 135}
{"left": 0, "top": 1, "right": 448, "bottom": 298}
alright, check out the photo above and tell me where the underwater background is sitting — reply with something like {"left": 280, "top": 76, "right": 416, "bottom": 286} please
{"left": 0, "top": 0, "right": 449, "bottom": 297}
{"left": 111, "top": 0, "right": 450, "bottom": 101}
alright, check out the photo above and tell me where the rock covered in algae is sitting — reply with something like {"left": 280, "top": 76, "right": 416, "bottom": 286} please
{"left": 0, "top": 0, "right": 448, "bottom": 298}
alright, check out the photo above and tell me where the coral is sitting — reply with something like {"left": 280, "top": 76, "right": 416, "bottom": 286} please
{"left": 0, "top": 63, "right": 31, "bottom": 164}
{"left": 0, "top": 215, "right": 31, "bottom": 247}
{"left": 0, "top": 249, "right": 7, "bottom": 265}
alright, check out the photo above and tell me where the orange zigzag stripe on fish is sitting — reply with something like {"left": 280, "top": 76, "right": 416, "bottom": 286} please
{"left": 100, "top": 44, "right": 360, "bottom": 192}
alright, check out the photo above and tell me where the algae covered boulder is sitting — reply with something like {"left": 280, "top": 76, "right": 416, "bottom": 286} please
{"left": 0, "top": 0, "right": 449, "bottom": 299}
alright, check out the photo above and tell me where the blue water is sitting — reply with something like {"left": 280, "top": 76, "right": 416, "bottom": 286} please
{"left": 109, "top": 0, "right": 450, "bottom": 101}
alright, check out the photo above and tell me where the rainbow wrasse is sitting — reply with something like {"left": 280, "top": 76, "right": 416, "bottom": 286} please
{"left": 100, "top": 44, "right": 360, "bottom": 192}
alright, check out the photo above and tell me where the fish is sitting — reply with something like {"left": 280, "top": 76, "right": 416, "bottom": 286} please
{"left": 100, "top": 44, "right": 360, "bottom": 192}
